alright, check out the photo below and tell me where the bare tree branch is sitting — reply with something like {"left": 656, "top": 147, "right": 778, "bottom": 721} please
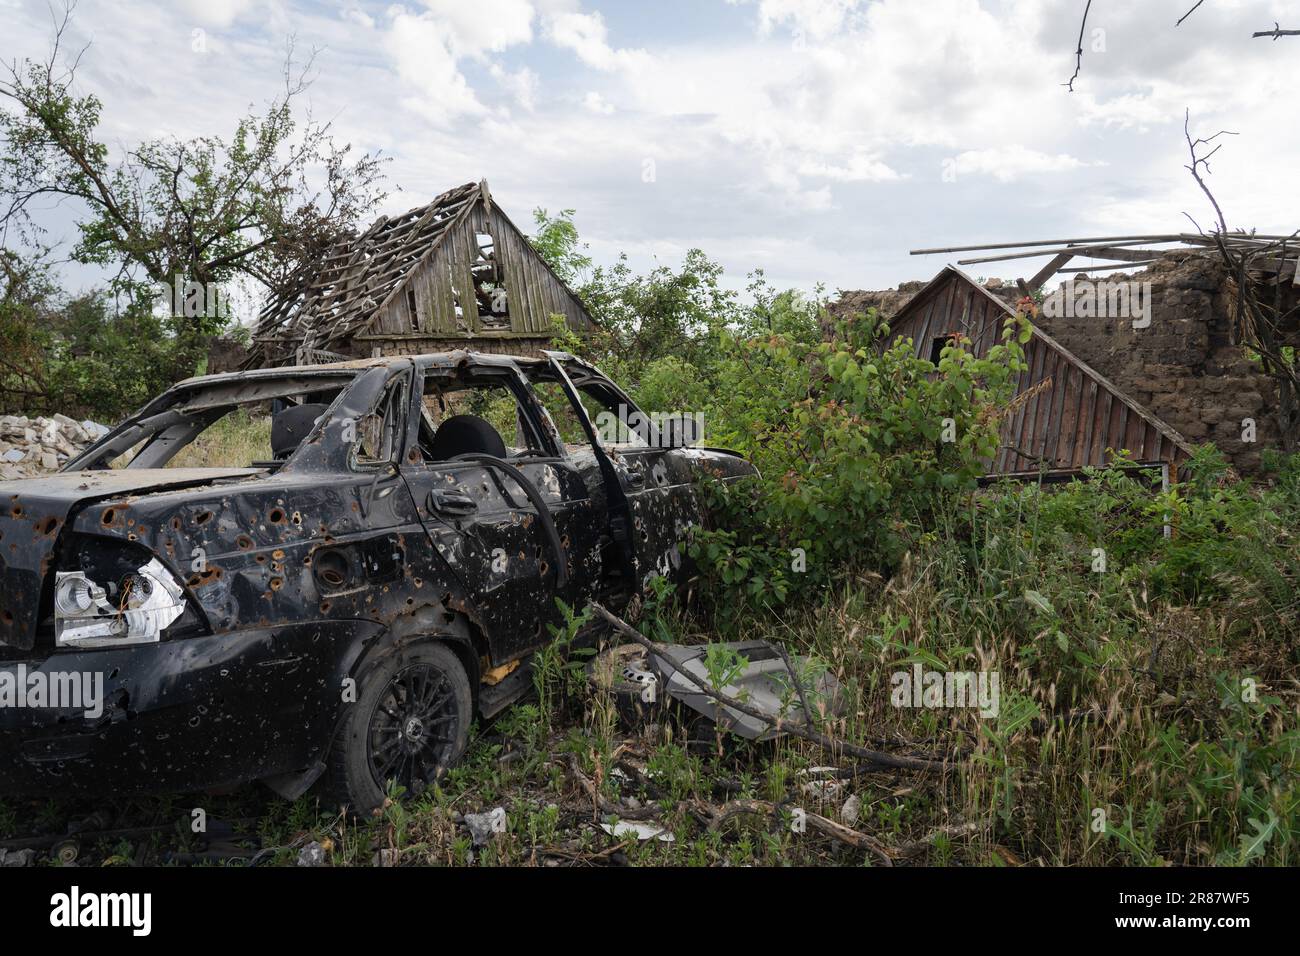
{"left": 1066, "top": 2, "right": 1297, "bottom": 92}
{"left": 1178, "top": 122, "right": 1300, "bottom": 452}
{"left": 1064, "top": 0, "right": 1093, "bottom": 92}
{"left": 1183, "top": 109, "right": 1236, "bottom": 235}
{"left": 1176, "top": 0, "right": 1208, "bottom": 27}
{"left": 1253, "top": 22, "right": 1300, "bottom": 39}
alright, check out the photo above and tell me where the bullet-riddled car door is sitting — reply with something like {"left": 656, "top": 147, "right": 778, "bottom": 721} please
{"left": 399, "top": 365, "right": 606, "bottom": 663}
{"left": 538, "top": 354, "right": 702, "bottom": 591}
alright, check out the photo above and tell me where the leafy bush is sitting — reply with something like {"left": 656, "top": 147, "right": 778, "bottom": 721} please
{"left": 690, "top": 306, "right": 1030, "bottom": 610}
{"left": 0, "top": 252, "right": 211, "bottom": 421}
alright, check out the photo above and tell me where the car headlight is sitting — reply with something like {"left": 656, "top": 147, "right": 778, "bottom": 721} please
{"left": 54, "top": 557, "right": 187, "bottom": 649}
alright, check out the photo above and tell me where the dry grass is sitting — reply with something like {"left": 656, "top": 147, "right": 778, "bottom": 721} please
{"left": 167, "top": 410, "right": 272, "bottom": 469}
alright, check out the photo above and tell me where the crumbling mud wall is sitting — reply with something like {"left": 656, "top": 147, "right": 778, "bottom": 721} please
{"left": 830, "top": 280, "right": 928, "bottom": 326}
{"left": 1032, "top": 253, "right": 1283, "bottom": 475}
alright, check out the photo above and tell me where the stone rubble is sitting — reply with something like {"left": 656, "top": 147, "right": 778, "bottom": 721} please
{"left": 0, "top": 414, "right": 110, "bottom": 480}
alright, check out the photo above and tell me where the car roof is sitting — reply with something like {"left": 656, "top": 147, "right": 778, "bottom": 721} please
{"left": 176, "top": 349, "right": 559, "bottom": 389}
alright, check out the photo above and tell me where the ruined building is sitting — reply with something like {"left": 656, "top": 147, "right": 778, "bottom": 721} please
{"left": 246, "top": 180, "right": 595, "bottom": 368}
{"left": 833, "top": 244, "right": 1297, "bottom": 477}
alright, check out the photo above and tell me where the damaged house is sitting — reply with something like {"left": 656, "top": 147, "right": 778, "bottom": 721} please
{"left": 840, "top": 265, "right": 1196, "bottom": 482}
{"left": 835, "top": 233, "right": 1300, "bottom": 478}
{"left": 246, "top": 180, "right": 595, "bottom": 368}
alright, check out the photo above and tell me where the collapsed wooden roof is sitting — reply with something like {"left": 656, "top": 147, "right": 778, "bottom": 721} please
{"left": 247, "top": 179, "right": 594, "bottom": 367}
{"left": 911, "top": 232, "right": 1300, "bottom": 295}
{"left": 887, "top": 265, "right": 1196, "bottom": 478}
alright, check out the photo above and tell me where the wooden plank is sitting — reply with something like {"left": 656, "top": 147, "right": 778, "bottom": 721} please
{"left": 1007, "top": 337, "right": 1045, "bottom": 469}
{"left": 427, "top": 245, "right": 454, "bottom": 333}
{"left": 956, "top": 240, "right": 1183, "bottom": 266}
{"left": 1112, "top": 403, "right": 1130, "bottom": 464}
{"left": 505, "top": 212, "right": 536, "bottom": 332}
{"left": 978, "top": 297, "right": 1003, "bottom": 356}
{"left": 890, "top": 283, "right": 932, "bottom": 344}
{"left": 1043, "top": 355, "right": 1070, "bottom": 467}
{"left": 995, "top": 336, "right": 1027, "bottom": 472}
{"left": 522, "top": 223, "right": 552, "bottom": 333}
{"left": 1075, "top": 378, "right": 1099, "bottom": 467}
{"left": 911, "top": 234, "right": 1201, "bottom": 255}
{"left": 1032, "top": 364, "right": 1055, "bottom": 466}
{"left": 912, "top": 295, "right": 938, "bottom": 359}
{"left": 1125, "top": 409, "right": 1147, "bottom": 460}
{"left": 1016, "top": 341, "right": 1049, "bottom": 469}
{"left": 453, "top": 219, "right": 480, "bottom": 335}
{"left": 913, "top": 282, "right": 944, "bottom": 359}
{"left": 1059, "top": 261, "right": 1156, "bottom": 274}
{"left": 1093, "top": 388, "right": 1114, "bottom": 467}
{"left": 413, "top": 261, "right": 432, "bottom": 333}
{"left": 958, "top": 284, "right": 975, "bottom": 342}
{"left": 1053, "top": 365, "right": 1078, "bottom": 468}
{"left": 1026, "top": 252, "right": 1075, "bottom": 292}
{"left": 969, "top": 298, "right": 988, "bottom": 358}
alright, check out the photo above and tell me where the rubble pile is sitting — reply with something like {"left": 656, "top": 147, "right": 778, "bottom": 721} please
{"left": 0, "top": 414, "right": 109, "bottom": 479}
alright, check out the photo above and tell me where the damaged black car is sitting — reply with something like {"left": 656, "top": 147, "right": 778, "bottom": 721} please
{"left": 0, "top": 350, "right": 754, "bottom": 811}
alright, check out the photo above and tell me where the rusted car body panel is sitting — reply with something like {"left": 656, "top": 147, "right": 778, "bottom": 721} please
{"left": 0, "top": 350, "right": 754, "bottom": 797}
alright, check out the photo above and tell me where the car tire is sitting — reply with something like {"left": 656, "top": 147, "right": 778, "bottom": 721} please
{"left": 323, "top": 640, "right": 472, "bottom": 814}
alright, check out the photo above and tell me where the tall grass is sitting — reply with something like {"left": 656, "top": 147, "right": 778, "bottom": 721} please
{"left": 166, "top": 409, "right": 272, "bottom": 468}
{"left": 687, "top": 449, "right": 1300, "bottom": 865}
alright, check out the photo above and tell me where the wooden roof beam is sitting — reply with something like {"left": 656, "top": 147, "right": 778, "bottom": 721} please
{"left": 912, "top": 231, "right": 1296, "bottom": 255}
{"left": 1022, "top": 252, "right": 1076, "bottom": 294}
{"left": 957, "top": 242, "right": 1193, "bottom": 266}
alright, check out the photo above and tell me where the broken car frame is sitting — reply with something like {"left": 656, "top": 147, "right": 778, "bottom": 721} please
{"left": 0, "top": 350, "right": 755, "bottom": 811}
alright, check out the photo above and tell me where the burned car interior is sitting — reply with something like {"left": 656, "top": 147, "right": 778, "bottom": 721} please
{"left": 0, "top": 351, "right": 756, "bottom": 812}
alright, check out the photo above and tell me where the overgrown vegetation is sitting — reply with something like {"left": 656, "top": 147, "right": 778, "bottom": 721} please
{"left": 526, "top": 223, "right": 1300, "bottom": 866}
{"left": 3, "top": 221, "right": 1293, "bottom": 868}
{"left": 0, "top": 8, "right": 387, "bottom": 420}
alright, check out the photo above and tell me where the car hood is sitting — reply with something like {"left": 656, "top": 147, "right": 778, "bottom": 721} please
{"left": 0, "top": 468, "right": 260, "bottom": 649}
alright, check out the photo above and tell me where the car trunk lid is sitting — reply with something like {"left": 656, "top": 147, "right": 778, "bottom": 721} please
{"left": 0, "top": 468, "right": 259, "bottom": 649}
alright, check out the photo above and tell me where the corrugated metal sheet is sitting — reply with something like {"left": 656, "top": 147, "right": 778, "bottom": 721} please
{"left": 885, "top": 266, "right": 1194, "bottom": 477}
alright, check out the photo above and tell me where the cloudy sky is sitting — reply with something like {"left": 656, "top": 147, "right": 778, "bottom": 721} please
{"left": 4, "top": 0, "right": 1299, "bottom": 302}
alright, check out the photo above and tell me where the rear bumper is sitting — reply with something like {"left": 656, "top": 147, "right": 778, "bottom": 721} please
{"left": 0, "top": 619, "right": 382, "bottom": 796}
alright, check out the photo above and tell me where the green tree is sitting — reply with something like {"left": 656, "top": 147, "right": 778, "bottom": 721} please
{"left": 530, "top": 208, "right": 592, "bottom": 287}
{"left": 0, "top": 9, "right": 387, "bottom": 310}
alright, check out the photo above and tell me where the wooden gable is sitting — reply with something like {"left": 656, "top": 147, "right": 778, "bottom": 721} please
{"left": 248, "top": 180, "right": 594, "bottom": 367}
{"left": 886, "top": 267, "right": 1195, "bottom": 477}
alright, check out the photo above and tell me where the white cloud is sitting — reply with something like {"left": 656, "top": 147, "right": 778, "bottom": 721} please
{"left": 384, "top": 9, "right": 485, "bottom": 125}
{"left": 583, "top": 91, "right": 614, "bottom": 114}
{"left": 733, "top": 0, "right": 867, "bottom": 41}
{"left": 797, "top": 153, "right": 904, "bottom": 183}
{"left": 953, "top": 146, "right": 1103, "bottom": 182}
{"left": 417, "top": 0, "right": 535, "bottom": 57}
{"left": 342, "top": 7, "right": 375, "bottom": 30}
{"left": 490, "top": 65, "right": 540, "bottom": 111}
{"left": 178, "top": 0, "right": 255, "bottom": 28}
{"left": 544, "top": 10, "right": 650, "bottom": 71}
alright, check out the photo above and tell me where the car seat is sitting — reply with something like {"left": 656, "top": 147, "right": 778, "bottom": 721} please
{"left": 427, "top": 414, "right": 507, "bottom": 461}
{"left": 271, "top": 403, "right": 329, "bottom": 459}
